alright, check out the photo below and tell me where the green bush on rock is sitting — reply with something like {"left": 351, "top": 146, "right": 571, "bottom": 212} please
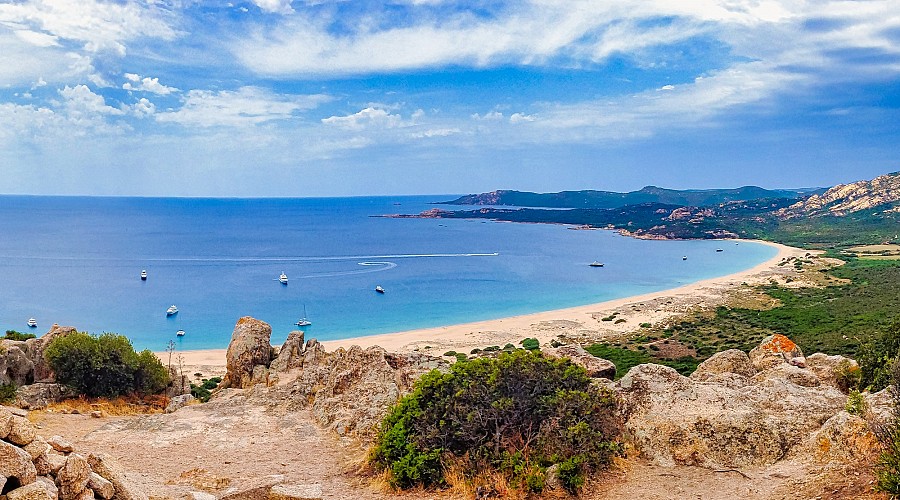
{"left": 369, "top": 350, "right": 621, "bottom": 494}
{"left": 45, "top": 332, "right": 169, "bottom": 397}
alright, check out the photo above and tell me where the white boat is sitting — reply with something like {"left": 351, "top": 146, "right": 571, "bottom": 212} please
{"left": 589, "top": 261, "right": 604, "bottom": 267}
{"left": 166, "top": 305, "right": 178, "bottom": 316}
{"left": 375, "top": 285, "right": 385, "bottom": 294}
{"left": 176, "top": 330, "right": 185, "bottom": 337}
{"left": 682, "top": 256, "right": 688, "bottom": 260}
{"left": 295, "top": 305, "right": 312, "bottom": 327}
{"left": 716, "top": 248, "right": 724, "bottom": 252}
{"left": 140, "top": 270, "right": 147, "bottom": 281}
{"left": 279, "top": 272, "right": 288, "bottom": 284}
{"left": 26, "top": 318, "right": 37, "bottom": 328}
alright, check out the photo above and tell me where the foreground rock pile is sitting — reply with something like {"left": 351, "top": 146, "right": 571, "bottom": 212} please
{"left": 615, "top": 333, "right": 885, "bottom": 468}
{"left": 220, "top": 317, "right": 447, "bottom": 437}
{"left": 0, "top": 406, "right": 145, "bottom": 499}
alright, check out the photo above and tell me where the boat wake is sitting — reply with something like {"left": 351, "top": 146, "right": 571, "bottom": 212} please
{"left": 297, "top": 261, "right": 398, "bottom": 278}
{"left": 5, "top": 252, "right": 500, "bottom": 263}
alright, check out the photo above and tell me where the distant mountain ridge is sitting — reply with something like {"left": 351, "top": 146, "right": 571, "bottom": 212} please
{"left": 442, "top": 185, "right": 822, "bottom": 209}
{"left": 776, "top": 171, "right": 900, "bottom": 218}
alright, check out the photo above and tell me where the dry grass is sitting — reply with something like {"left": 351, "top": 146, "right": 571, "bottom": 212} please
{"left": 46, "top": 394, "right": 168, "bottom": 416}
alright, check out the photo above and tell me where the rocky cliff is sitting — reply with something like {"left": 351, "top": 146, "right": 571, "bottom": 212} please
{"left": 778, "top": 171, "right": 900, "bottom": 217}
{"left": 219, "top": 317, "right": 447, "bottom": 438}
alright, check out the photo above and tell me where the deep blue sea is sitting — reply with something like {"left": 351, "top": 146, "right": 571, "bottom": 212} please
{"left": 0, "top": 195, "right": 777, "bottom": 351}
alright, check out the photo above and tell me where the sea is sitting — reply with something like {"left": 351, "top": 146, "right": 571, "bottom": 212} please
{"left": 0, "top": 195, "right": 777, "bottom": 351}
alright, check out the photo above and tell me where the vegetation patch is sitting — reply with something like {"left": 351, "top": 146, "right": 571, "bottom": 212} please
{"left": 3, "top": 330, "right": 35, "bottom": 341}
{"left": 369, "top": 350, "right": 621, "bottom": 495}
{"left": 45, "top": 331, "right": 170, "bottom": 398}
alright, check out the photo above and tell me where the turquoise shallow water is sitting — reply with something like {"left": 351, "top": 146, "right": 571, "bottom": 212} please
{"left": 0, "top": 195, "right": 777, "bottom": 351}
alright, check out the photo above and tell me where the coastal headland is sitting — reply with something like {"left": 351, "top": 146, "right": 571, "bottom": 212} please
{"left": 169, "top": 239, "right": 810, "bottom": 376}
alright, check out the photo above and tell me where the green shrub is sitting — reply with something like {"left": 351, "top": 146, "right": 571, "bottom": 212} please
{"left": 503, "top": 343, "right": 515, "bottom": 350}
{"left": 876, "top": 363, "right": 900, "bottom": 495}
{"left": 520, "top": 338, "right": 540, "bottom": 351}
{"left": 443, "top": 351, "right": 457, "bottom": 357}
{"left": 191, "top": 383, "right": 212, "bottom": 402}
{"left": 369, "top": 350, "right": 621, "bottom": 492}
{"left": 201, "top": 377, "right": 222, "bottom": 390}
{"left": 639, "top": 322, "right": 652, "bottom": 328}
{"left": 0, "top": 384, "right": 17, "bottom": 404}
{"left": 614, "top": 318, "right": 626, "bottom": 324}
{"left": 858, "top": 319, "right": 900, "bottom": 391}
{"left": 44, "top": 332, "right": 169, "bottom": 398}
{"left": 846, "top": 390, "right": 867, "bottom": 416}
{"left": 455, "top": 353, "right": 468, "bottom": 363}
{"left": 4, "top": 330, "right": 35, "bottom": 341}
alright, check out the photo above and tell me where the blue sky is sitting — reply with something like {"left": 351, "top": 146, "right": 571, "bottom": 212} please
{"left": 0, "top": 0, "right": 898, "bottom": 196}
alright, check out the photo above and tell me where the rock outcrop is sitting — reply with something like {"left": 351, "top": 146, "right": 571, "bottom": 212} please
{"left": 543, "top": 344, "right": 616, "bottom": 379}
{"left": 777, "top": 171, "right": 900, "bottom": 218}
{"left": 25, "top": 324, "right": 78, "bottom": 383}
{"left": 224, "top": 317, "right": 274, "bottom": 390}
{"left": 0, "top": 406, "right": 145, "bottom": 498}
{"left": 217, "top": 317, "right": 447, "bottom": 438}
{"left": 616, "top": 335, "right": 887, "bottom": 469}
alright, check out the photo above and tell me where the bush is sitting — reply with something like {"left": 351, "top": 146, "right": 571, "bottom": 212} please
{"left": 4, "top": 330, "right": 35, "bottom": 341}
{"left": 369, "top": 350, "right": 621, "bottom": 493}
{"left": 877, "top": 362, "right": 900, "bottom": 494}
{"left": 191, "top": 383, "right": 211, "bottom": 402}
{"left": 44, "top": 332, "right": 169, "bottom": 398}
{"left": 0, "top": 384, "right": 16, "bottom": 404}
{"left": 520, "top": 338, "right": 540, "bottom": 351}
{"left": 846, "top": 390, "right": 867, "bottom": 416}
{"left": 858, "top": 319, "right": 900, "bottom": 391}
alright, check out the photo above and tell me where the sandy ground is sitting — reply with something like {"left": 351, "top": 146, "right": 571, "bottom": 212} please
{"left": 165, "top": 240, "right": 809, "bottom": 377}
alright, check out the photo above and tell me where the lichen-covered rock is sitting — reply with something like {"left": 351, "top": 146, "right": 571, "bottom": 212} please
{"left": 6, "top": 481, "right": 56, "bottom": 500}
{"left": 24, "top": 324, "right": 78, "bottom": 382}
{"left": 48, "top": 435, "right": 75, "bottom": 454}
{"left": 223, "top": 317, "right": 273, "bottom": 389}
{"left": 0, "top": 406, "right": 14, "bottom": 438}
{"left": 748, "top": 334, "right": 804, "bottom": 371}
{"left": 753, "top": 363, "right": 821, "bottom": 388}
{"left": 270, "top": 330, "right": 305, "bottom": 373}
{"left": 87, "top": 453, "right": 149, "bottom": 500}
{"left": 7, "top": 415, "right": 36, "bottom": 446}
{"left": 0, "top": 439, "right": 37, "bottom": 487}
{"left": 165, "top": 394, "right": 195, "bottom": 414}
{"left": 0, "top": 343, "right": 35, "bottom": 386}
{"left": 57, "top": 453, "right": 91, "bottom": 498}
{"left": 269, "top": 483, "right": 323, "bottom": 500}
{"left": 542, "top": 345, "right": 616, "bottom": 379}
{"left": 15, "top": 383, "right": 77, "bottom": 410}
{"left": 690, "top": 349, "right": 757, "bottom": 381}
{"left": 805, "top": 411, "right": 879, "bottom": 464}
{"left": 806, "top": 353, "right": 861, "bottom": 392}
{"left": 249, "top": 343, "right": 446, "bottom": 438}
{"left": 88, "top": 471, "right": 115, "bottom": 499}
{"left": 616, "top": 362, "right": 846, "bottom": 468}
{"left": 22, "top": 436, "right": 49, "bottom": 459}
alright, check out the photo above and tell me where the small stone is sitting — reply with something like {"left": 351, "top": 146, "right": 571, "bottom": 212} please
{"left": 48, "top": 435, "right": 75, "bottom": 453}
{"left": 22, "top": 437, "right": 50, "bottom": 459}
{"left": 269, "top": 484, "right": 323, "bottom": 500}
{"left": 57, "top": 454, "right": 91, "bottom": 497}
{"left": 6, "top": 415, "right": 37, "bottom": 446}
{"left": 90, "top": 411, "right": 102, "bottom": 418}
{"left": 88, "top": 472, "right": 115, "bottom": 499}
{"left": 88, "top": 453, "right": 149, "bottom": 500}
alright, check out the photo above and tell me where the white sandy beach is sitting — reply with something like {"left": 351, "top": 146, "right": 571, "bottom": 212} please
{"left": 169, "top": 240, "right": 810, "bottom": 376}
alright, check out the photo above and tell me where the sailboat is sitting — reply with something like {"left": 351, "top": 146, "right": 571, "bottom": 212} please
{"left": 295, "top": 304, "right": 312, "bottom": 327}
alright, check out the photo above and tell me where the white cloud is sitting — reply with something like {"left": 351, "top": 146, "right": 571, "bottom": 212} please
{"left": 13, "top": 29, "right": 58, "bottom": 47}
{"left": 0, "top": 0, "right": 177, "bottom": 55}
{"left": 472, "top": 111, "right": 504, "bottom": 121}
{"left": 409, "top": 127, "right": 461, "bottom": 138}
{"left": 321, "top": 107, "right": 403, "bottom": 130}
{"left": 58, "top": 84, "right": 124, "bottom": 117}
{"left": 122, "top": 74, "right": 179, "bottom": 95}
{"left": 133, "top": 97, "right": 156, "bottom": 117}
{"left": 253, "top": 0, "right": 294, "bottom": 14}
{"left": 156, "top": 86, "right": 331, "bottom": 127}
{"left": 659, "top": 85, "right": 675, "bottom": 91}
{"left": 509, "top": 112, "right": 535, "bottom": 124}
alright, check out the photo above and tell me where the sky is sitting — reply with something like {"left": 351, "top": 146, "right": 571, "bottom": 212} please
{"left": 0, "top": 0, "right": 899, "bottom": 197}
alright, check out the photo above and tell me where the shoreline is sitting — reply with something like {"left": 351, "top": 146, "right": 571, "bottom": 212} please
{"left": 168, "top": 240, "right": 809, "bottom": 376}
